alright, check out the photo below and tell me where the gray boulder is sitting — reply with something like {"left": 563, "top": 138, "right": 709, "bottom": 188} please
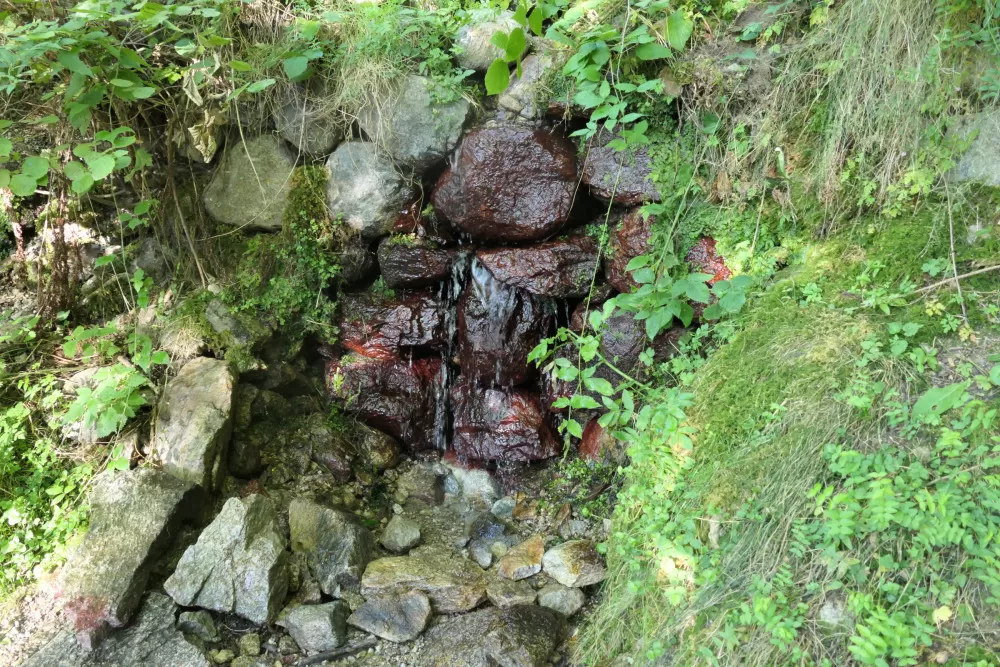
{"left": 273, "top": 85, "right": 341, "bottom": 156}
{"left": 203, "top": 134, "right": 296, "bottom": 232}
{"left": 325, "top": 141, "right": 415, "bottom": 239}
{"left": 541, "top": 540, "right": 607, "bottom": 587}
{"left": 361, "top": 547, "right": 486, "bottom": 613}
{"left": 499, "top": 53, "right": 556, "bottom": 120}
{"left": 289, "top": 499, "right": 376, "bottom": 597}
{"left": 165, "top": 495, "right": 289, "bottom": 624}
{"left": 380, "top": 515, "right": 421, "bottom": 554}
{"left": 950, "top": 111, "right": 1000, "bottom": 187}
{"left": 421, "top": 605, "right": 565, "bottom": 666}
{"left": 347, "top": 590, "right": 431, "bottom": 642}
{"left": 152, "top": 357, "right": 235, "bottom": 490}
{"left": 359, "top": 75, "right": 470, "bottom": 174}
{"left": 456, "top": 10, "right": 524, "bottom": 72}
{"left": 537, "top": 583, "right": 585, "bottom": 616}
{"left": 279, "top": 602, "right": 349, "bottom": 653}
{"left": 23, "top": 593, "right": 208, "bottom": 667}
{"left": 59, "top": 468, "right": 202, "bottom": 650}
{"left": 486, "top": 577, "right": 537, "bottom": 609}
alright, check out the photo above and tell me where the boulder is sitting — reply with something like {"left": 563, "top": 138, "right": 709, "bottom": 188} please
{"left": 537, "top": 583, "right": 585, "bottom": 616}
{"left": 456, "top": 10, "right": 523, "bottom": 71}
{"left": 164, "top": 495, "right": 289, "bottom": 624}
{"left": 279, "top": 602, "right": 349, "bottom": 653}
{"left": 605, "top": 209, "right": 653, "bottom": 294}
{"left": 380, "top": 515, "right": 421, "bottom": 554}
{"left": 950, "top": 111, "right": 1000, "bottom": 187}
{"left": 339, "top": 291, "right": 446, "bottom": 358}
{"left": 432, "top": 126, "right": 578, "bottom": 242}
{"left": 378, "top": 236, "right": 458, "bottom": 289}
{"left": 486, "top": 577, "right": 537, "bottom": 608}
{"left": 273, "top": 85, "right": 341, "bottom": 156}
{"left": 203, "top": 135, "right": 296, "bottom": 232}
{"left": 686, "top": 236, "right": 732, "bottom": 284}
{"left": 289, "top": 499, "right": 376, "bottom": 597}
{"left": 498, "top": 535, "right": 545, "bottom": 581}
{"left": 452, "top": 381, "right": 559, "bottom": 463}
{"left": 360, "top": 548, "right": 486, "bottom": 613}
{"left": 394, "top": 463, "right": 446, "bottom": 505}
{"left": 356, "top": 423, "right": 401, "bottom": 472}
{"left": 23, "top": 594, "right": 209, "bottom": 667}
{"left": 59, "top": 469, "right": 202, "bottom": 650}
{"left": 457, "top": 262, "right": 553, "bottom": 387}
{"left": 421, "top": 605, "right": 565, "bottom": 666}
{"left": 177, "top": 610, "right": 219, "bottom": 642}
{"left": 581, "top": 131, "right": 660, "bottom": 205}
{"left": 325, "top": 141, "right": 415, "bottom": 239}
{"left": 499, "top": 53, "right": 557, "bottom": 120}
{"left": 347, "top": 590, "right": 432, "bottom": 642}
{"left": 541, "top": 540, "right": 607, "bottom": 587}
{"left": 152, "top": 357, "right": 235, "bottom": 490}
{"left": 359, "top": 75, "right": 470, "bottom": 173}
{"left": 442, "top": 462, "right": 501, "bottom": 507}
{"left": 476, "top": 236, "right": 599, "bottom": 298}
{"left": 301, "top": 413, "right": 357, "bottom": 482}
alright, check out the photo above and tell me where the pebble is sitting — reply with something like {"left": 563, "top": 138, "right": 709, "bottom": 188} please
{"left": 239, "top": 632, "right": 261, "bottom": 656}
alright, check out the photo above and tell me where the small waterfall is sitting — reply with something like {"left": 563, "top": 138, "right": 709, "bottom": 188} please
{"left": 469, "top": 258, "right": 521, "bottom": 387}
{"left": 431, "top": 253, "right": 471, "bottom": 450}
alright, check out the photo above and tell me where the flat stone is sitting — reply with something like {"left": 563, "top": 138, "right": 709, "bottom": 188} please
{"left": 476, "top": 236, "right": 599, "bottom": 299}
{"left": 289, "top": 499, "right": 376, "bottom": 597}
{"left": 347, "top": 590, "right": 432, "bottom": 642}
{"left": 279, "top": 601, "right": 349, "bottom": 653}
{"left": 203, "top": 134, "right": 296, "bottom": 231}
{"left": 356, "top": 423, "right": 401, "bottom": 472}
{"left": 177, "top": 610, "right": 219, "bottom": 642}
{"left": 498, "top": 535, "right": 545, "bottom": 581}
{"left": 380, "top": 515, "right": 421, "bottom": 554}
{"left": 59, "top": 468, "right": 202, "bottom": 650}
{"left": 486, "top": 577, "right": 537, "bottom": 608}
{"left": 325, "top": 141, "right": 415, "bottom": 239}
{"left": 394, "top": 464, "right": 445, "bottom": 504}
{"left": 361, "top": 548, "right": 486, "bottom": 613}
{"left": 421, "top": 605, "right": 565, "bottom": 666}
{"left": 165, "top": 495, "right": 289, "bottom": 624}
{"left": 541, "top": 540, "right": 607, "bottom": 587}
{"left": 537, "top": 583, "right": 585, "bottom": 616}
{"left": 951, "top": 112, "right": 1000, "bottom": 186}
{"left": 443, "top": 464, "right": 502, "bottom": 507}
{"left": 378, "top": 236, "right": 458, "bottom": 289}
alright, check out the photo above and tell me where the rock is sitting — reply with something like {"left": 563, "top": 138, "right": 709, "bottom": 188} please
{"left": 499, "top": 53, "right": 557, "bottom": 120}
{"left": 230, "top": 657, "right": 268, "bottom": 667}
{"left": 165, "top": 495, "right": 289, "bottom": 624}
{"left": 203, "top": 135, "right": 296, "bottom": 232}
{"left": 537, "top": 583, "right": 585, "bottom": 616}
{"left": 476, "top": 236, "right": 599, "bottom": 298}
{"left": 359, "top": 75, "right": 470, "bottom": 173}
{"left": 327, "top": 353, "right": 443, "bottom": 451}
{"left": 395, "top": 464, "right": 446, "bottom": 504}
{"left": 421, "top": 605, "right": 565, "bottom": 666}
{"left": 152, "top": 357, "right": 235, "bottom": 490}
{"left": 498, "top": 535, "right": 545, "bottom": 581}
{"left": 581, "top": 130, "right": 660, "bottom": 205}
{"left": 432, "top": 126, "right": 578, "bottom": 242}
{"left": 606, "top": 209, "right": 653, "bottom": 294}
{"left": 339, "top": 291, "right": 446, "bottom": 358}
{"left": 59, "top": 468, "right": 202, "bottom": 650}
{"left": 23, "top": 594, "right": 209, "bottom": 667}
{"left": 289, "top": 499, "right": 376, "bottom": 597}
{"left": 239, "top": 632, "right": 261, "bottom": 656}
{"left": 177, "top": 610, "right": 219, "bottom": 642}
{"left": 273, "top": 85, "right": 340, "bottom": 155}
{"left": 464, "top": 512, "right": 513, "bottom": 570}
{"left": 203, "top": 299, "right": 259, "bottom": 348}
{"left": 558, "top": 519, "right": 590, "bottom": 540}
{"left": 229, "top": 430, "right": 263, "bottom": 479}
{"left": 818, "top": 596, "right": 853, "bottom": 631}
{"left": 302, "top": 413, "right": 357, "bottom": 482}
{"left": 378, "top": 236, "right": 458, "bottom": 289}
{"left": 491, "top": 496, "right": 516, "bottom": 519}
{"left": 325, "top": 141, "right": 415, "bottom": 239}
{"left": 280, "top": 602, "right": 349, "bottom": 652}
{"left": 951, "top": 112, "right": 1000, "bottom": 186}
{"left": 208, "top": 649, "right": 234, "bottom": 664}
{"left": 278, "top": 635, "right": 299, "bottom": 655}
{"left": 347, "top": 590, "right": 432, "bottom": 642}
{"left": 578, "top": 418, "right": 626, "bottom": 464}
{"left": 456, "top": 10, "right": 523, "bottom": 71}
{"left": 443, "top": 463, "right": 501, "bottom": 507}
{"left": 452, "top": 381, "right": 559, "bottom": 463}
{"left": 360, "top": 548, "right": 487, "bottom": 613}
{"left": 355, "top": 423, "right": 401, "bottom": 472}
{"left": 486, "top": 577, "right": 537, "bottom": 608}
{"left": 686, "top": 236, "right": 732, "bottom": 284}
{"left": 380, "top": 515, "right": 421, "bottom": 554}
{"left": 457, "top": 262, "right": 554, "bottom": 387}
{"left": 542, "top": 540, "right": 607, "bottom": 587}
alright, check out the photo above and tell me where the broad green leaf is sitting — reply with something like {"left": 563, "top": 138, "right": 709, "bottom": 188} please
{"left": 718, "top": 290, "right": 746, "bottom": 313}
{"left": 528, "top": 8, "right": 543, "bottom": 36}
{"left": 989, "top": 364, "right": 1000, "bottom": 387}
{"left": 57, "top": 51, "right": 93, "bottom": 77}
{"left": 0, "top": 137, "right": 11, "bottom": 158}
{"left": 564, "top": 418, "right": 583, "bottom": 439}
{"left": 71, "top": 173, "right": 95, "bottom": 193}
{"left": 21, "top": 156, "right": 49, "bottom": 180}
{"left": 505, "top": 28, "right": 526, "bottom": 61}
{"left": 0, "top": 169, "right": 9, "bottom": 189}
{"left": 584, "top": 376, "right": 615, "bottom": 396}
{"left": 109, "top": 79, "right": 133, "bottom": 88}
{"left": 9, "top": 173, "right": 37, "bottom": 197}
{"left": 130, "top": 87, "right": 157, "bottom": 99}
{"left": 485, "top": 59, "right": 510, "bottom": 95}
{"left": 635, "top": 43, "right": 671, "bottom": 61}
{"left": 574, "top": 89, "right": 605, "bottom": 108}
{"left": 85, "top": 154, "right": 116, "bottom": 180}
{"left": 666, "top": 10, "right": 694, "bottom": 51}
{"left": 283, "top": 56, "right": 309, "bottom": 80}
{"left": 490, "top": 31, "right": 509, "bottom": 51}
{"left": 230, "top": 60, "right": 253, "bottom": 72}
{"left": 246, "top": 78, "right": 276, "bottom": 94}
{"left": 912, "top": 382, "right": 968, "bottom": 419}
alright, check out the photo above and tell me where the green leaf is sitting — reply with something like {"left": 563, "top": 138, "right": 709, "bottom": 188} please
{"left": 528, "top": 8, "right": 543, "bottom": 36}
{"left": 505, "top": 28, "right": 526, "bottom": 61}
{"left": 230, "top": 60, "right": 253, "bottom": 72}
{"left": 62, "top": 160, "right": 87, "bottom": 181}
{"left": 666, "top": 10, "right": 694, "bottom": 51}
{"left": 584, "top": 376, "right": 615, "bottom": 396}
{"left": 283, "top": 56, "right": 310, "bottom": 80}
{"left": 85, "top": 154, "right": 116, "bottom": 180}
{"left": 246, "top": 78, "right": 276, "bottom": 94}
{"left": 564, "top": 418, "right": 583, "bottom": 439}
{"left": 129, "top": 87, "right": 157, "bottom": 99}
{"left": 21, "top": 156, "right": 50, "bottom": 180}
{"left": 0, "top": 137, "right": 11, "bottom": 158}
{"left": 485, "top": 59, "right": 510, "bottom": 95}
{"left": 71, "top": 173, "right": 95, "bottom": 193}
{"left": 989, "top": 364, "right": 1000, "bottom": 387}
{"left": 718, "top": 290, "right": 746, "bottom": 313}
{"left": 9, "top": 173, "right": 37, "bottom": 197}
{"left": 490, "top": 31, "right": 509, "bottom": 51}
{"left": 57, "top": 51, "right": 93, "bottom": 77}
{"left": 912, "top": 382, "right": 969, "bottom": 419}
{"left": 635, "top": 43, "right": 671, "bottom": 61}
{"left": 0, "top": 170, "right": 9, "bottom": 189}
{"left": 109, "top": 79, "right": 133, "bottom": 88}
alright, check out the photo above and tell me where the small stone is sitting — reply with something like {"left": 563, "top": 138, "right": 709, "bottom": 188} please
{"left": 491, "top": 497, "right": 516, "bottom": 519}
{"left": 537, "top": 583, "right": 586, "bottom": 616}
{"left": 542, "top": 540, "right": 607, "bottom": 588}
{"left": 231, "top": 657, "right": 269, "bottom": 667}
{"left": 209, "top": 648, "right": 235, "bottom": 664}
{"left": 280, "top": 602, "right": 349, "bottom": 653}
{"left": 239, "top": 633, "right": 261, "bottom": 657}
{"left": 360, "top": 548, "right": 486, "bottom": 613}
{"left": 394, "top": 464, "right": 445, "bottom": 505}
{"left": 456, "top": 10, "right": 522, "bottom": 71}
{"left": 498, "top": 535, "right": 545, "bottom": 581}
{"left": 489, "top": 542, "right": 509, "bottom": 558}
{"left": 347, "top": 591, "right": 432, "bottom": 643}
{"left": 278, "top": 635, "right": 299, "bottom": 656}
{"left": 469, "top": 541, "right": 493, "bottom": 569}
{"left": 558, "top": 519, "right": 589, "bottom": 540}
{"left": 177, "top": 610, "right": 219, "bottom": 642}
{"left": 486, "top": 577, "right": 537, "bottom": 608}
{"left": 443, "top": 464, "right": 502, "bottom": 507}
{"left": 380, "top": 515, "right": 421, "bottom": 554}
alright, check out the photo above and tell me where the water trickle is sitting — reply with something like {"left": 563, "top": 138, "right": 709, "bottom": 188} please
{"left": 430, "top": 253, "right": 471, "bottom": 450}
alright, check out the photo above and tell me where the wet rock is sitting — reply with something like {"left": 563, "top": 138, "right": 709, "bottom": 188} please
{"left": 433, "top": 126, "right": 578, "bottom": 242}
{"left": 177, "top": 610, "right": 219, "bottom": 642}
{"left": 356, "top": 423, "right": 401, "bottom": 472}
{"left": 476, "top": 236, "right": 599, "bottom": 299}
{"left": 498, "top": 535, "right": 545, "bottom": 581}
{"left": 606, "top": 209, "right": 653, "bottom": 294}
{"left": 359, "top": 74, "right": 470, "bottom": 174}
{"left": 153, "top": 357, "right": 235, "bottom": 490}
{"left": 238, "top": 632, "right": 261, "bottom": 656}
{"left": 203, "top": 135, "right": 296, "bottom": 232}
{"left": 456, "top": 10, "right": 522, "bottom": 71}
{"left": 686, "top": 236, "right": 732, "bottom": 284}
{"left": 23, "top": 594, "right": 209, "bottom": 667}
{"left": 457, "top": 263, "right": 553, "bottom": 387}
{"left": 304, "top": 415, "right": 356, "bottom": 483}
{"left": 491, "top": 496, "right": 516, "bottom": 519}
{"left": 452, "top": 381, "right": 559, "bottom": 463}
{"left": 582, "top": 131, "right": 660, "bottom": 205}
{"left": 273, "top": 84, "right": 341, "bottom": 156}
{"left": 325, "top": 141, "right": 415, "bottom": 239}
{"left": 443, "top": 463, "right": 502, "bottom": 507}
{"left": 950, "top": 111, "right": 1000, "bottom": 186}
{"left": 394, "top": 463, "right": 446, "bottom": 504}
{"left": 486, "top": 577, "right": 537, "bottom": 608}
{"left": 347, "top": 590, "right": 432, "bottom": 642}
{"left": 165, "top": 495, "right": 289, "bottom": 624}
{"left": 360, "top": 548, "right": 487, "bottom": 613}
{"left": 327, "top": 354, "right": 443, "bottom": 450}
{"left": 377, "top": 236, "right": 458, "bottom": 289}
{"left": 537, "top": 583, "right": 585, "bottom": 616}
{"left": 380, "top": 515, "right": 421, "bottom": 554}
{"left": 542, "top": 540, "right": 607, "bottom": 587}
{"left": 339, "top": 291, "right": 445, "bottom": 358}
{"left": 279, "top": 602, "right": 349, "bottom": 652}
{"left": 59, "top": 469, "right": 202, "bottom": 650}
{"left": 499, "top": 53, "right": 557, "bottom": 120}
{"left": 289, "top": 499, "right": 376, "bottom": 597}
{"left": 578, "top": 418, "right": 627, "bottom": 464}
{"left": 421, "top": 605, "right": 565, "bottom": 666}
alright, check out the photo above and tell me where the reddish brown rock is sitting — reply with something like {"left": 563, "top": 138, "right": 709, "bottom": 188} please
{"left": 326, "top": 354, "right": 443, "bottom": 451}
{"left": 392, "top": 201, "right": 456, "bottom": 246}
{"left": 581, "top": 131, "right": 660, "bottom": 205}
{"left": 452, "top": 380, "right": 559, "bottom": 463}
{"left": 432, "top": 126, "right": 578, "bottom": 242}
{"left": 377, "top": 237, "right": 458, "bottom": 289}
{"left": 606, "top": 209, "right": 654, "bottom": 294}
{"left": 339, "top": 292, "right": 445, "bottom": 359}
{"left": 686, "top": 237, "right": 732, "bottom": 285}
{"left": 476, "top": 236, "right": 599, "bottom": 299}
{"left": 578, "top": 418, "right": 627, "bottom": 464}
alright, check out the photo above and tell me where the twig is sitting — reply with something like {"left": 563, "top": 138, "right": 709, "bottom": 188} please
{"left": 907, "top": 264, "right": 1000, "bottom": 296}
{"left": 944, "top": 182, "right": 967, "bottom": 322}
{"left": 296, "top": 638, "right": 377, "bottom": 665}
